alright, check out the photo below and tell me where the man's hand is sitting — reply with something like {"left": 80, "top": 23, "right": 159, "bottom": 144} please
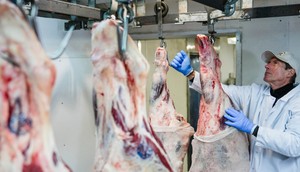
{"left": 224, "top": 108, "right": 255, "bottom": 134}
{"left": 170, "top": 50, "right": 193, "bottom": 76}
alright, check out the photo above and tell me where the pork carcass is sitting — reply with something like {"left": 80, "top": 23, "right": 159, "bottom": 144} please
{"left": 189, "top": 34, "right": 249, "bottom": 172}
{"left": 149, "top": 47, "right": 194, "bottom": 172}
{"left": 0, "top": 0, "right": 71, "bottom": 171}
{"left": 91, "top": 19, "right": 174, "bottom": 172}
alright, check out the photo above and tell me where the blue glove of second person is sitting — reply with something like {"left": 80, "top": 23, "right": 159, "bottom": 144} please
{"left": 224, "top": 108, "right": 255, "bottom": 134}
{"left": 170, "top": 50, "right": 193, "bottom": 76}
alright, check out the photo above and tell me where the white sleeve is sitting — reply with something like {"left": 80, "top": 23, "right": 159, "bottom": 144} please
{"left": 189, "top": 71, "right": 202, "bottom": 94}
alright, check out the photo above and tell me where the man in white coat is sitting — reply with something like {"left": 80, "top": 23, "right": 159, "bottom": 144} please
{"left": 170, "top": 50, "right": 300, "bottom": 172}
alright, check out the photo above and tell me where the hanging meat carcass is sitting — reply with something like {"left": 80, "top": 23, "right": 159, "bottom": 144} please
{"left": 91, "top": 19, "right": 174, "bottom": 172}
{"left": 149, "top": 47, "right": 194, "bottom": 172}
{"left": 189, "top": 34, "right": 250, "bottom": 172}
{"left": 0, "top": 0, "right": 71, "bottom": 171}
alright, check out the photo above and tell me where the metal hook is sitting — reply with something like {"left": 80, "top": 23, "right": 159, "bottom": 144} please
{"left": 116, "top": 4, "right": 130, "bottom": 60}
{"left": 27, "top": 1, "right": 39, "bottom": 39}
{"left": 207, "top": 12, "right": 216, "bottom": 45}
{"left": 13, "top": 0, "right": 40, "bottom": 39}
{"left": 208, "top": 34, "right": 216, "bottom": 45}
{"left": 117, "top": 24, "right": 125, "bottom": 60}
{"left": 160, "top": 38, "right": 166, "bottom": 48}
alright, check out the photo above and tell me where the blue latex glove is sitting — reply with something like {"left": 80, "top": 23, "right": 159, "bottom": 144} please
{"left": 170, "top": 50, "right": 193, "bottom": 76}
{"left": 224, "top": 108, "right": 254, "bottom": 134}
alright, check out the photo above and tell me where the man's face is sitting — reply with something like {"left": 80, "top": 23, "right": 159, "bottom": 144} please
{"left": 263, "top": 57, "right": 292, "bottom": 86}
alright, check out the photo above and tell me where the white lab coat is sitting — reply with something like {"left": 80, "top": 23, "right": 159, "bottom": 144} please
{"left": 190, "top": 72, "right": 300, "bottom": 172}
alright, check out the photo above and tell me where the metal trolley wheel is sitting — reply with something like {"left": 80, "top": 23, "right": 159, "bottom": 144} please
{"left": 154, "top": 1, "right": 169, "bottom": 17}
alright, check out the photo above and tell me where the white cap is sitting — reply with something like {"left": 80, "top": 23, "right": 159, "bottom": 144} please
{"left": 261, "top": 51, "right": 299, "bottom": 75}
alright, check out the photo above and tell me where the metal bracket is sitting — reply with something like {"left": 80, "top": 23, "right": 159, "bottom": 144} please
{"left": 64, "top": 21, "right": 88, "bottom": 30}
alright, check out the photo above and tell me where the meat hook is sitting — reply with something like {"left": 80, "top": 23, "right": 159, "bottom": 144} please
{"left": 13, "top": 0, "right": 40, "bottom": 40}
{"left": 116, "top": 3, "right": 134, "bottom": 60}
{"left": 207, "top": 13, "right": 216, "bottom": 45}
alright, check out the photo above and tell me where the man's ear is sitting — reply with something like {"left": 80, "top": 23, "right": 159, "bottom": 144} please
{"left": 287, "top": 69, "right": 296, "bottom": 77}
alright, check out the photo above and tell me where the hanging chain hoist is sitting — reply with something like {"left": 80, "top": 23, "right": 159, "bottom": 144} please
{"left": 154, "top": 0, "right": 168, "bottom": 48}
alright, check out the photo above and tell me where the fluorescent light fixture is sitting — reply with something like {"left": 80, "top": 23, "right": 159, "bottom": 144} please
{"left": 227, "top": 37, "right": 236, "bottom": 45}
{"left": 186, "top": 44, "right": 195, "bottom": 51}
{"left": 137, "top": 40, "right": 142, "bottom": 52}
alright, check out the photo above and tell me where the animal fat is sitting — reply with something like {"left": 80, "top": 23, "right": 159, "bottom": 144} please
{"left": 0, "top": 0, "right": 71, "bottom": 171}
{"left": 149, "top": 47, "right": 194, "bottom": 172}
{"left": 189, "top": 34, "right": 250, "bottom": 172}
{"left": 91, "top": 19, "right": 174, "bottom": 172}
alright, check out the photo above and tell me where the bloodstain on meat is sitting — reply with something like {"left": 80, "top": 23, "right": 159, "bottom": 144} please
{"left": 0, "top": 1, "right": 72, "bottom": 171}
{"left": 189, "top": 34, "right": 249, "bottom": 172}
{"left": 149, "top": 47, "right": 194, "bottom": 172}
{"left": 91, "top": 19, "right": 174, "bottom": 172}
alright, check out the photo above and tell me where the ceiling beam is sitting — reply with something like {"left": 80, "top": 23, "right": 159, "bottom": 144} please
{"left": 191, "top": 0, "right": 227, "bottom": 11}
{"left": 37, "top": 0, "right": 101, "bottom": 20}
{"left": 134, "top": 4, "right": 300, "bottom": 26}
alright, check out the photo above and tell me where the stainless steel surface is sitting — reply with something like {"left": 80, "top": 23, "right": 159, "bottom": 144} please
{"left": 37, "top": 0, "right": 101, "bottom": 19}
{"left": 235, "top": 32, "right": 242, "bottom": 85}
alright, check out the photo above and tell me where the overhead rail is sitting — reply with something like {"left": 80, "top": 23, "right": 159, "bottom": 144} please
{"left": 30, "top": 1, "right": 300, "bottom": 27}
{"left": 36, "top": 0, "right": 101, "bottom": 20}
{"left": 192, "top": 0, "right": 227, "bottom": 11}
{"left": 134, "top": 4, "right": 300, "bottom": 26}
{"left": 191, "top": 0, "right": 238, "bottom": 16}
